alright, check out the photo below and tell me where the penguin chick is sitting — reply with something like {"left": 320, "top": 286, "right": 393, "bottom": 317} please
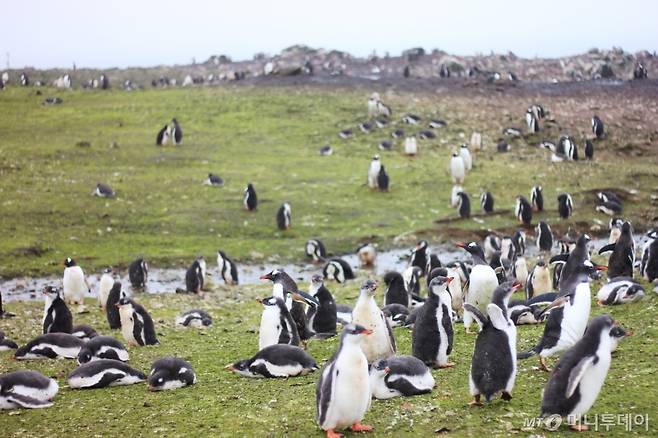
{"left": 148, "top": 357, "right": 196, "bottom": 391}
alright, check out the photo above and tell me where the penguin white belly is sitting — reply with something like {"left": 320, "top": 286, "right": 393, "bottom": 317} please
{"left": 544, "top": 289, "right": 591, "bottom": 356}
{"left": 11, "top": 382, "right": 59, "bottom": 401}
{"left": 252, "top": 358, "right": 303, "bottom": 377}
{"left": 466, "top": 265, "right": 498, "bottom": 311}
{"left": 533, "top": 269, "right": 552, "bottom": 295}
{"left": 570, "top": 350, "right": 611, "bottom": 418}
{"left": 370, "top": 373, "right": 399, "bottom": 399}
{"left": 98, "top": 346, "right": 129, "bottom": 361}
{"left": 352, "top": 301, "right": 393, "bottom": 362}
{"left": 98, "top": 275, "right": 113, "bottom": 308}
{"left": 325, "top": 347, "right": 370, "bottom": 429}
{"left": 259, "top": 307, "right": 281, "bottom": 350}
{"left": 504, "top": 325, "right": 518, "bottom": 392}
{"left": 119, "top": 310, "right": 139, "bottom": 346}
{"left": 436, "top": 307, "right": 450, "bottom": 364}
{"left": 63, "top": 267, "right": 87, "bottom": 304}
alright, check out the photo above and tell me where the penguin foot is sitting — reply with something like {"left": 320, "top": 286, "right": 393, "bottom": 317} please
{"left": 325, "top": 429, "right": 344, "bottom": 438}
{"left": 350, "top": 423, "right": 373, "bottom": 432}
{"left": 569, "top": 424, "right": 589, "bottom": 432}
{"left": 501, "top": 391, "right": 512, "bottom": 401}
{"left": 539, "top": 357, "right": 552, "bottom": 372}
{"left": 468, "top": 395, "right": 483, "bottom": 406}
{"left": 437, "top": 362, "right": 455, "bottom": 369}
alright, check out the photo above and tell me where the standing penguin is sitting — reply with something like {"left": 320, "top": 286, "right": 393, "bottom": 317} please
{"left": 456, "top": 192, "right": 471, "bottom": 218}
{"left": 97, "top": 267, "right": 114, "bottom": 309}
{"left": 525, "top": 261, "right": 552, "bottom": 300}
{"left": 307, "top": 275, "right": 337, "bottom": 337}
{"left": 540, "top": 315, "right": 628, "bottom": 431}
{"left": 518, "top": 261, "right": 605, "bottom": 371}
{"left": 410, "top": 240, "right": 430, "bottom": 276}
{"left": 456, "top": 242, "right": 499, "bottom": 333}
{"left": 640, "top": 230, "right": 658, "bottom": 282}
{"left": 243, "top": 183, "right": 258, "bottom": 211}
{"left": 351, "top": 280, "right": 396, "bottom": 363}
{"left": 63, "top": 257, "right": 89, "bottom": 305}
{"left": 480, "top": 191, "right": 494, "bottom": 213}
{"left": 357, "top": 243, "right": 377, "bottom": 267}
{"left": 156, "top": 125, "right": 170, "bottom": 145}
{"left": 148, "top": 357, "right": 196, "bottom": 391}
{"left": 412, "top": 276, "right": 454, "bottom": 368}
{"left": 276, "top": 202, "right": 292, "bottom": 230}
{"left": 128, "top": 257, "right": 148, "bottom": 289}
{"left": 464, "top": 281, "right": 520, "bottom": 405}
{"left": 316, "top": 324, "right": 373, "bottom": 438}
{"left": 526, "top": 109, "right": 539, "bottom": 133}
{"left": 591, "top": 115, "right": 604, "bottom": 138}
{"left": 105, "top": 281, "right": 123, "bottom": 330}
{"left": 512, "top": 229, "right": 526, "bottom": 256}
{"left": 584, "top": 139, "right": 594, "bottom": 160}
{"left": 383, "top": 272, "right": 409, "bottom": 308}
{"left": 216, "top": 250, "right": 239, "bottom": 285}
{"left": 450, "top": 152, "right": 465, "bottom": 184}
{"left": 185, "top": 257, "right": 204, "bottom": 293}
{"left": 459, "top": 144, "right": 473, "bottom": 171}
{"left": 598, "top": 221, "right": 635, "bottom": 278}
{"left": 305, "top": 239, "right": 327, "bottom": 263}
{"left": 404, "top": 136, "right": 418, "bottom": 156}
{"left": 367, "top": 155, "right": 381, "bottom": 189}
{"left": 515, "top": 195, "right": 533, "bottom": 225}
{"left": 558, "top": 234, "right": 591, "bottom": 289}
{"left": 557, "top": 193, "right": 573, "bottom": 219}
{"left": 42, "top": 286, "right": 72, "bottom": 334}
{"left": 170, "top": 118, "right": 183, "bottom": 144}
{"left": 0, "top": 370, "right": 59, "bottom": 409}
{"left": 116, "top": 297, "right": 159, "bottom": 346}
{"left": 608, "top": 218, "right": 624, "bottom": 244}
{"left": 258, "top": 296, "right": 300, "bottom": 350}
{"left": 536, "top": 221, "right": 553, "bottom": 253}
{"left": 377, "top": 166, "right": 389, "bottom": 192}
{"left": 530, "top": 186, "right": 544, "bottom": 212}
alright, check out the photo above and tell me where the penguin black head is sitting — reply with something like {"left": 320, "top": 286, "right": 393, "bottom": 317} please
{"left": 116, "top": 296, "right": 133, "bottom": 307}
{"left": 102, "top": 267, "right": 113, "bottom": 274}
{"left": 259, "top": 296, "right": 279, "bottom": 307}
{"left": 372, "top": 154, "right": 380, "bottom": 161}
{"left": 491, "top": 280, "right": 522, "bottom": 309}
{"left": 587, "top": 314, "right": 629, "bottom": 342}
{"left": 416, "top": 240, "right": 428, "bottom": 251}
{"left": 455, "top": 241, "right": 485, "bottom": 261}
{"left": 64, "top": 257, "right": 76, "bottom": 267}
{"left": 259, "top": 269, "right": 283, "bottom": 282}
{"left": 371, "top": 358, "right": 390, "bottom": 375}
{"left": 451, "top": 151, "right": 459, "bottom": 158}
{"left": 360, "top": 280, "right": 378, "bottom": 296}
{"left": 310, "top": 274, "right": 324, "bottom": 287}
{"left": 43, "top": 286, "right": 62, "bottom": 299}
{"left": 428, "top": 276, "right": 452, "bottom": 293}
{"left": 228, "top": 359, "right": 251, "bottom": 374}
{"left": 609, "top": 218, "right": 623, "bottom": 229}
{"left": 647, "top": 229, "right": 658, "bottom": 240}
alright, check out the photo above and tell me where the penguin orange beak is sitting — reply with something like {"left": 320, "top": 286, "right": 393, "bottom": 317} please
{"left": 446, "top": 277, "right": 454, "bottom": 284}
{"left": 597, "top": 300, "right": 604, "bottom": 306}
{"left": 455, "top": 242, "right": 466, "bottom": 249}
{"left": 360, "top": 328, "right": 374, "bottom": 336}
{"left": 259, "top": 274, "right": 272, "bottom": 280}
{"left": 595, "top": 265, "right": 608, "bottom": 271}
{"left": 512, "top": 282, "right": 523, "bottom": 292}
{"left": 384, "top": 367, "right": 391, "bottom": 374}
{"left": 224, "top": 364, "right": 235, "bottom": 371}
{"left": 114, "top": 303, "right": 121, "bottom": 308}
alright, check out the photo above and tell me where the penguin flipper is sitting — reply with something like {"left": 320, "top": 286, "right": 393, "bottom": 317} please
{"left": 598, "top": 243, "right": 616, "bottom": 255}
{"left": 463, "top": 304, "right": 487, "bottom": 330}
{"left": 316, "top": 362, "right": 336, "bottom": 425}
{"left": 486, "top": 304, "right": 509, "bottom": 331}
{"left": 382, "top": 312, "right": 397, "bottom": 353}
{"left": 87, "top": 372, "right": 127, "bottom": 389}
{"left": 5, "top": 392, "right": 53, "bottom": 409}
{"left": 566, "top": 356, "right": 596, "bottom": 398}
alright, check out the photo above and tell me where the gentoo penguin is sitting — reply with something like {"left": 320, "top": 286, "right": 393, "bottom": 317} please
{"left": 450, "top": 185, "right": 463, "bottom": 208}
{"left": 367, "top": 93, "right": 379, "bottom": 117}
{"left": 449, "top": 152, "right": 465, "bottom": 184}
{"left": 176, "top": 309, "right": 213, "bottom": 328}
{"left": 503, "top": 127, "right": 522, "bottom": 137}
{"left": 508, "top": 303, "right": 540, "bottom": 326}
{"left": 243, "top": 183, "right": 258, "bottom": 211}
{"left": 216, "top": 250, "right": 239, "bottom": 285}
{"left": 391, "top": 128, "right": 405, "bottom": 139}
{"left": 418, "top": 130, "right": 436, "bottom": 140}
{"left": 15, "top": 333, "right": 84, "bottom": 360}
{"left": 497, "top": 141, "right": 510, "bottom": 152}
{"left": 536, "top": 221, "right": 553, "bottom": 253}
{"left": 530, "top": 185, "right": 544, "bottom": 212}
{"left": 357, "top": 243, "right": 377, "bottom": 267}
{"left": 148, "top": 357, "right": 196, "bottom": 391}
{"left": 383, "top": 272, "right": 409, "bottom": 307}
{"left": 128, "top": 257, "right": 148, "bottom": 289}
{"left": 470, "top": 132, "right": 482, "bottom": 150}
{"left": 598, "top": 221, "right": 634, "bottom": 278}
{"left": 305, "top": 239, "right": 327, "bottom": 263}
{"left": 456, "top": 192, "right": 471, "bottom": 218}
{"left": 402, "top": 114, "right": 421, "bottom": 125}
{"left": 591, "top": 115, "right": 604, "bottom": 138}
{"left": 20, "top": 72, "right": 29, "bottom": 86}
{"left": 425, "top": 254, "right": 442, "bottom": 280}
{"left": 358, "top": 122, "right": 373, "bottom": 134}
{"left": 596, "top": 277, "right": 645, "bottom": 305}
{"left": 410, "top": 240, "right": 430, "bottom": 276}
{"left": 63, "top": 257, "right": 89, "bottom": 305}
{"left": 336, "top": 304, "right": 353, "bottom": 325}
{"left": 464, "top": 281, "right": 520, "bottom": 405}
{"left": 351, "top": 280, "right": 396, "bottom": 363}
{"left": 530, "top": 104, "right": 545, "bottom": 119}
{"left": 116, "top": 297, "right": 159, "bottom": 346}
{"left": 258, "top": 296, "right": 300, "bottom": 350}
{"left": 105, "top": 281, "right": 123, "bottom": 329}
{"left": 170, "top": 118, "right": 183, "bottom": 144}
{"left": 634, "top": 62, "right": 648, "bottom": 79}
{"left": 185, "top": 257, "right": 204, "bottom": 293}
{"left": 513, "top": 256, "right": 529, "bottom": 285}
{"left": 559, "top": 135, "right": 578, "bottom": 161}
{"left": 412, "top": 276, "right": 454, "bottom": 368}
{"left": 42, "top": 286, "right": 73, "bottom": 334}
{"left": 77, "top": 335, "right": 129, "bottom": 363}
{"left": 307, "top": 275, "right": 337, "bottom": 337}
{"left": 367, "top": 155, "right": 381, "bottom": 189}
{"left": 377, "top": 166, "right": 389, "bottom": 191}
{"left": 377, "top": 100, "right": 391, "bottom": 118}
{"left": 93, "top": 183, "right": 115, "bottom": 198}
{"left": 369, "top": 355, "right": 435, "bottom": 399}
{"left": 557, "top": 193, "right": 573, "bottom": 219}
{"left": 375, "top": 118, "right": 389, "bottom": 128}
{"left": 429, "top": 119, "right": 447, "bottom": 128}
{"left": 338, "top": 129, "right": 353, "bottom": 139}
{"left": 0, "top": 370, "right": 58, "bottom": 409}
{"left": 584, "top": 139, "right": 594, "bottom": 160}
{"left": 640, "top": 229, "right": 658, "bottom": 282}
{"left": 483, "top": 234, "right": 501, "bottom": 262}
{"left": 515, "top": 195, "right": 533, "bottom": 225}
{"left": 381, "top": 304, "right": 410, "bottom": 327}
{"left": 456, "top": 242, "right": 499, "bottom": 332}
{"left": 540, "top": 315, "right": 628, "bottom": 431}
{"left": 526, "top": 109, "right": 539, "bottom": 133}
{"left": 500, "top": 237, "right": 516, "bottom": 266}
{"left": 0, "top": 291, "right": 15, "bottom": 318}
{"left": 404, "top": 136, "right": 417, "bottom": 156}
{"left": 459, "top": 144, "right": 473, "bottom": 171}
{"left": 229, "top": 344, "right": 318, "bottom": 378}
{"left": 402, "top": 266, "right": 423, "bottom": 301}
{"left": 156, "top": 124, "right": 170, "bottom": 145}
{"left": 480, "top": 191, "right": 494, "bottom": 213}
{"left": 319, "top": 145, "right": 333, "bottom": 156}
{"left": 596, "top": 200, "right": 622, "bottom": 216}
{"left": 518, "top": 261, "right": 605, "bottom": 371}
{"left": 204, "top": 173, "right": 224, "bottom": 186}
{"left": 525, "top": 261, "right": 552, "bottom": 300}
{"left": 71, "top": 324, "right": 98, "bottom": 341}
{"left": 0, "top": 331, "right": 18, "bottom": 351}
{"left": 260, "top": 269, "right": 318, "bottom": 341}
{"left": 97, "top": 267, "right": 114, "bottom": 309}
{"left": 557, "top": 234, "right": 591, "bottom": 289}
{"left": 68, "top": 360, "right": 146, "bottom": 389}
{"left": 608, "top": 218, "right": 624, "bottom": 243}
{"left": 378, "top": 140, "right": 393, "bottom": 151}
{"left": 323, "top": 258, "right": 355, "bottom": 283}
{"left": 316, "top": 324, "right": 373, "bottom": 437}
{"left": 276, "top": 202, "right": 292, "bottom": 230}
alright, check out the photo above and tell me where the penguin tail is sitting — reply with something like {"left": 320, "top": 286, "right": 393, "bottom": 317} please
{"left": 517, "top": 348, "right": 537, "bottom": 360}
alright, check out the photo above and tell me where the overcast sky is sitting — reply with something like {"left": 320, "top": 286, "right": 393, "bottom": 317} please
{"left": 2, "top": 0, "right": 657, "bottom": 69}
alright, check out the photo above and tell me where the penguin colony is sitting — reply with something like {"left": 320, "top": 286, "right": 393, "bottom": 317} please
{"left": 1, "top": 91, "right": 655, "bottom": 437}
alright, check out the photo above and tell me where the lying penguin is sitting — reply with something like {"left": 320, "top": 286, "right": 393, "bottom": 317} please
{"left": 68, "top": 359, "right": 146, "bottom": 389}
{"left": 0, "top": 370, "right": 58, "bottom": 409}
{"left": 370, "top": 355, "right": 435, "bottom": 399}
{"left": 148, "top": 357, "right": 196, "bottom": 391}
{"left": 176, "top": 309, "right": 213, "bottom": 328}
{"left": 596, "top": 277, "right": 645, "bottom": 305}
{"left": 228, "top": 344, "right": 318, "bottom": 378}
{"left": 15, "top": 333, "right": 83, "bottom": 360}
{"left": 71, "top": 324, "right": 98, "bottom": 341}
{"left": 77, "top": 336, "right": 129, "bottom": 364}
{"left": 0, "top": 330, "right": 18, "bottom": 351}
